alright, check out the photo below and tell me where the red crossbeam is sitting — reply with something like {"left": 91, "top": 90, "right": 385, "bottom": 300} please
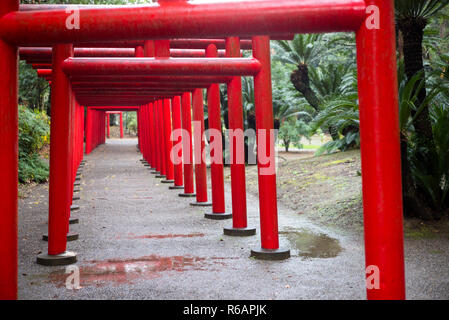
{"left": 61, "top": 57, "right": 261, "bottom": 76}
{"left": 0, "top": 0, "right": 365, "bottom": 45}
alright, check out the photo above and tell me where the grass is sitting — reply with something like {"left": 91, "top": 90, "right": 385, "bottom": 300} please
{"left": 301, "top": 144, "right": 321, "bottom": 150}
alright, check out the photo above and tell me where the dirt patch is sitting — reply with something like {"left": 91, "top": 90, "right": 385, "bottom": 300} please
{"left": 239, "top": 149, "right": 364, "bottom": 232}
{"left": 241, "top": 149, "right": 449, "bottom": 238}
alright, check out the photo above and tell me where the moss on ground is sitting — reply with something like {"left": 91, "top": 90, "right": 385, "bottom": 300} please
{"left": 240, "top": 149, "right": 449, "bottom": 237}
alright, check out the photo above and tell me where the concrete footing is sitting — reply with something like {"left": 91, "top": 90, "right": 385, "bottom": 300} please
{"left": 36, "top": 251, "right": 77, "bottom": 266}
{"left": 204, "top": 212, "right": 233, "bottom": 220}
{"left": 69, "top": 217, "right": 79, "bottom": 224}
{"left": 72, "top": 196, "right": 80, "bottom": 201}
{"left": 42, "top": 233, "right": 79, "bottom": 242}
{"left": 190, "top": 201, "right": 212, "bottom": 207}
{"left": 250, "top": 248, "right": 291, "bottom": 261}
{"left": 155, "top": 174, "right": 166, "bottom": 178}
{"left": 169, "top": 185, "right": 184, "bottom": 190}
{"left": 224, "top": 227, "right": 256, "bottom": 237}
{"left": 70, "top": 205, "right": 80, "bottom": 211}
{"left": 161, "top": 179, "right": 174, "bottom": 184}
{"left": 179, "top": 193, "right": 196, "bottom": 198}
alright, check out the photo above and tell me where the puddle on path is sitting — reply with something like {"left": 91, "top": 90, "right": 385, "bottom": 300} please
{"left": 280, "top": 228, "right": 342, "bottom": 258}
{"left": 49, "top": 255, "right": 235, "bottom": 288}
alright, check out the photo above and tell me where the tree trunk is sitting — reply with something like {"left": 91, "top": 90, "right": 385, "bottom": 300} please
{"left": 284, "top": 140, "right": 290, "bottom": 152}
{"left": 398, "top": 17, "right": 435, "bottom": 151}
{"left": 290, "top": 63, "right": 339, "bottom": 141}
{"left": 290, "top": 63, "right": 320, "bottom": 111}
{"left": 397, "top": 17, "right": 441, "bottom": 219}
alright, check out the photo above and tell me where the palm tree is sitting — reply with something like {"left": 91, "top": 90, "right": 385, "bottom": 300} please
{"left": 272, "top": 34, "right": 327, "bottom": 111}
{"left": 395, "top": 0, "right": 448, "bottom": 148}
{"left": 395, "top": 0, "right": 449, "bottom": 219}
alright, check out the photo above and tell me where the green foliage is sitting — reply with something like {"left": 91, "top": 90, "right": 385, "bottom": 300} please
{"left": 398, "top": 67, "right": 439, "bottom": 133}
{"left": 125, "top": 112, "right": 137, "bottom": 134}
{"left": 271, "top": 61, "right": 312, "bottom": 121}
{"left": 18, "top": 106, "right": 50, "bottom": 183}
{"left": 311, "top": 97, "right": 360, "bottom": 156}
{"left": 19, "top": 61, "right": 50, "bottom": 113}
{"left": 395, "top": 0, "right": 449, "bottom": 20}
{"left": 409, "top": 104, "right": 449, "bottom": 211}
{"left": 272, "top": 34, "right": 326, "bottom": 67}
{"left": 278, "top": 118, "right": 310, "bottom": 152}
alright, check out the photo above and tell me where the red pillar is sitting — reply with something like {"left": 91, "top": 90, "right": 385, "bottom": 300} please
{"left": 191, "top": 88, "right": 211, "bottom": 206}
{"left": 205, "top": 44, "right": 231, "bottom": 220}
{"left": 153, "top": 102, "right": 161, "bottom": 174}
{"left": 120, "top": 112, "right": 124, "bottom": 139}
{"left": 38, "top": 44, "right": 77, "bottom": 265}
{"left": 68, "top": 94, "right": 75, "bottom": 209}
{"left": 250, "top": 36, "right": 289, "bottom": 260}
{"left": 85, "top": 107, "right": 92, "bottom": 154}
{"left": 137, "top": 108, "right": 141, "bottom": 151}
{"left": 0, "top": 0, "right": 19, "bottom": 300}
{"left": 144, "top": 106, "right": 150, "bottom": 163}
{"left": 144, "top": 41, "right": 156, "bottom": 169}
{"left": 224, "top": 37, "right": 254, "bottom": 232}
{"left": 80, "top": 107, "right": 85, "bottom": 159}
{"left": 140, "top": 107, "right": 147, "bottom": 161}
{"left": 148, "top": 102, "right": 156, "bottom": 169}
{"left": 162, "top": 99, "right": 175, "bottom": 183}
{"left": 106, "top": 114, "right": 110, "bottom": 138}
{"left": 157, "top": 100, "right": 167, "bottom": 178}
{"left": 155, "top": 40, "right": 170, "bottom": 179}
{"left": 170, "top": 96, "right": 184, "bottom": 189}
{"left": 179, "top": 92, "right": 196, "bottom": 197}
{"left": 356, "top": 0, "right": 405, "bottom": 300}
{"left": 102, "top": 111, "right": 106, "bottom": 144}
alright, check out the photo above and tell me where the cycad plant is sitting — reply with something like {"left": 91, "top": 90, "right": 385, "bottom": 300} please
{"left": 395, "top": 0, "right": 449, "bottom": 218}
{"left": 272, "top": 34, "right": 326, "bottom": 111}
{"left": 395, "top": 0, "right": 448, "bottom": 148}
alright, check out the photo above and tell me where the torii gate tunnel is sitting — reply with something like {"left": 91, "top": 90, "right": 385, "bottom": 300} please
{"left": 0, "top": 0, "right": 405, "bottom": 300}
{"left": 104, "top": 111, "right": 124, "bottom": 140}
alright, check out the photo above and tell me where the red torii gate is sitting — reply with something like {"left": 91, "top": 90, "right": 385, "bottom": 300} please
{"left": 104, "top": 111, "right": 125, "bottom": 139}
{"left": 0, "top": 0, "right": 405, "bottom": 301}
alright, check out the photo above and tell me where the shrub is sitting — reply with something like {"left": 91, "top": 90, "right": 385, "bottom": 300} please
{"left": 278, "top": 118, "right": 310, "bottom": 152}
{"left": 18, "top": 105, "right": 50, "bottom": 183}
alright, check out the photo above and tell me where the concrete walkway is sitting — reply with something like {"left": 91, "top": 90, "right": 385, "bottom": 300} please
{"left": 17, "top": 139, "right": 449, "bottom": 299}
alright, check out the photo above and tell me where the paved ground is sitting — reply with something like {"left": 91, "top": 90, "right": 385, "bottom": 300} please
{"left": 18, "top": 139, "right": 449, "bottom": 299}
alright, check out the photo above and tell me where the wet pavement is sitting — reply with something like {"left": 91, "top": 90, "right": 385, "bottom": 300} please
{"left": 18, "top": 139, "right": 449, "bottom": 299}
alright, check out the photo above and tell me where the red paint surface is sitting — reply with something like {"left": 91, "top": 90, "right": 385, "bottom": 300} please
{"left": 0, "top": 0, "right": 19, "bottom": 300}
{"left": 253, "top": 36, "right": 279, "bottom": 249}
{"left": 206, "top": 44, "right": 226, "bottom": 214}
{"left": 181, "top": 92, "right": 194, "bottom": 195}
{"left": 48, "top": 44, "right": 73, "bottom": 255}
{"left": 3, "top": 1, "right": 366, "bottom": 45}
{"left": 192, "top": 89, "right": 208, "bottom": 203}
{"left": 356, "top": 0, "right": 405, "bottom": 300}
{"left": 226, "top": 37, "right": 248, "bottom": 227}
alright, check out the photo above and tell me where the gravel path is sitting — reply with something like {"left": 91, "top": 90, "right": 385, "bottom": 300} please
{"left": 17, "top": 139, "right": 449, "bottom": 299}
